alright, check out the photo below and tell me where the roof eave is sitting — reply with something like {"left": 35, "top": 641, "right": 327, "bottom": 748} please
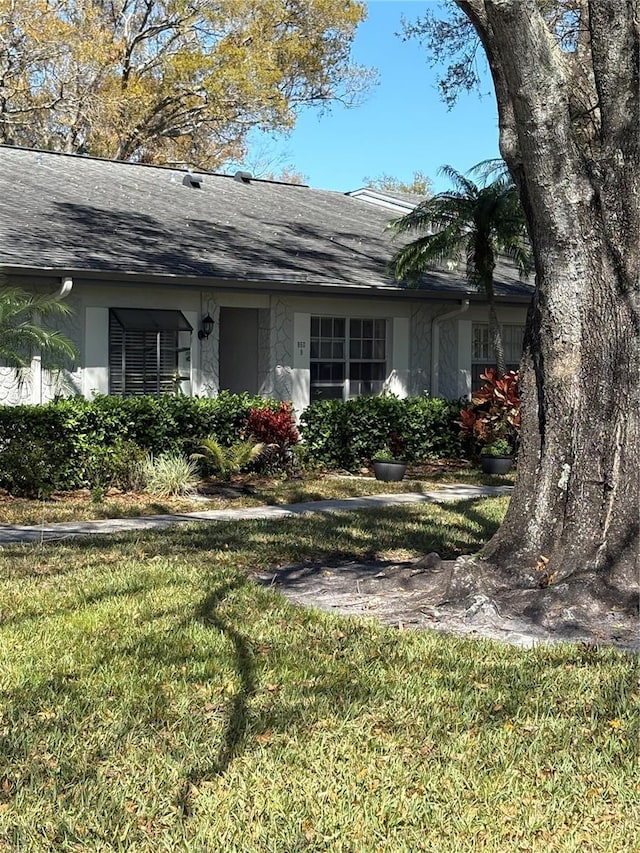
{"left": 0, "top": 263, "right": 534, "bottom": 305}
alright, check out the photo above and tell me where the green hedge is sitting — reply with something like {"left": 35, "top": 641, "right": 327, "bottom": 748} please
{"left": 0, "top": 392, "right": 466, "bottom": 496}
{"left": 299, "top": 395, "right": 465, "bottom": 470}
{"left": 0, "top": 392, "right": 279, "bottom": 495}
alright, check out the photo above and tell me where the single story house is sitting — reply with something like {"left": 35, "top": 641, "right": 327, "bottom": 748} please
{"left": 0, "top": 145, "right": 533, "bottom": 412}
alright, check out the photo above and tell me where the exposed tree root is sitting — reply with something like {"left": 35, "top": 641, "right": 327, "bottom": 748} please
{"left": 255, "top": 554, "right": 639, "bottom": 652}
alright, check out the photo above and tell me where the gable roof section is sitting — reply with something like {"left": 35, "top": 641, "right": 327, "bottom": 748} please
{"left": 0, "top": 146, "right": 533, "bottom": 301}
{"left": 345, "top": 187, "right": 427, "bottom": 215}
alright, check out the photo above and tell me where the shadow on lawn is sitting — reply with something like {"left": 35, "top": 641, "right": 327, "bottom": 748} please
{"left": 0, "top": 500, "right": 506, "bottom": 586}
{"left": 194, "top": 579, "right": 257, "bottom": 779}
{"left": 1, "top": 533, "right": 634, "bottom": 834}
{"left": 184, "top": 587, "right": 637, "bottom": 796}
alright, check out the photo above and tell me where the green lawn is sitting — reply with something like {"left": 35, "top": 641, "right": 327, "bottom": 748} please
{"left": 0, "top": 498, "right": 637, "bottom": 851}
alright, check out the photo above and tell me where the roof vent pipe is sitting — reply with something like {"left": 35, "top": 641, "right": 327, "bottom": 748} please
{"left": 182, "top": 173, "right": 203, "bottom": 189}
{"left": 57, "top": 276, "right": 73, "bottom": 299}
{"left": 234, "top": 170, "right": 252, "bottom": 183}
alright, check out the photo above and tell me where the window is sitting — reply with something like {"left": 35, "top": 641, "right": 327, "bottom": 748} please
{"left": 310, "top": 316, "right": 386, "bottom": 401}
{"left": 109, "top": 308, "right": 192, "bottom": 396}
{"left": 472, "top": 323, "right": 524, "bottom": 389}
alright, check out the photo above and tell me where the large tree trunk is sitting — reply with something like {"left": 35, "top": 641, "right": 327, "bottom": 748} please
{"left": 457, "top": 0, "right": 639, "bottom": 599}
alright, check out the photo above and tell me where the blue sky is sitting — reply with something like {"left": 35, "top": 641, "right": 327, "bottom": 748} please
{"left": 242, "top": 0, "right": 500, "bottom": 192}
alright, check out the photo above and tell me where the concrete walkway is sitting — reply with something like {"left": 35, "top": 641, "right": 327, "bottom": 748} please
{"left": 0, "top": 484, "right": 513, "bottom": 545}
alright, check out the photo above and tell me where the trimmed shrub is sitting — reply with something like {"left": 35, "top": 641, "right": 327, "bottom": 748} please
{"left": 0, "top": 392, "right": 282, "bottom": 494}
{"left": 299, "top": 395, "right": 465, "bottom": 470}
{"left": 0, "top": 392, "right": 466, "bottom": 493}
{"left": 0, "top": 437, "right": 60, "bottom": 498}
{"left": 82, "top": 439, "right": 148, "bottom": 491}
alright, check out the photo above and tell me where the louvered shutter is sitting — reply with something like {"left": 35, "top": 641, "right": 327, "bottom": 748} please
{"left": 109, "top": 310, "right": 189, "bottom": 396}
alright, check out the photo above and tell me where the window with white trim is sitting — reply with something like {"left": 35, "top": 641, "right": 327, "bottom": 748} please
{"left": 109, "top": 308, "right": 192, "bottom": 396}
{"left": 310, "top": 316, "right": 387, "bottom": 401}
{"left": 472, "top": 323, "right": 525, "bottom": 389}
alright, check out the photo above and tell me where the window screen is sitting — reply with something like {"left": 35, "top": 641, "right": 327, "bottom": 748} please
{"left": 471, "top": 323, "right": 524, "bottom": 389}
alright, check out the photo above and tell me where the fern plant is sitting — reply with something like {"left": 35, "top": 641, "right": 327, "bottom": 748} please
{"left": 191, "top": 437, "right": 265, "bottom": 481}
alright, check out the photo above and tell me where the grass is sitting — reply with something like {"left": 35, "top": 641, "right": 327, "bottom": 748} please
{"left": 0, "top": 497, "right": 637, "bottom": 852}
{"left": 0, "top": 461, "right": 514, "bottom": 526}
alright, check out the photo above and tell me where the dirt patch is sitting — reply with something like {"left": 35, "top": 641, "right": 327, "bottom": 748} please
{"left": 255, "top": 554, "right": 639, "bottom": 652}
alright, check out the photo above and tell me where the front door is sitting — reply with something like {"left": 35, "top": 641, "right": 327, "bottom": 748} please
{"left": 219, "top": 307, "right": 259, "bottom": 394}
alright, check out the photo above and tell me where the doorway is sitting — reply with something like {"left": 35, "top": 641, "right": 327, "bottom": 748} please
{"left": 219, "top": 307, "right": 259, "bottom": 394}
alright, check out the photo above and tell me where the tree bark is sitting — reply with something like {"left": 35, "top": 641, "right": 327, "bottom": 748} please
{"left": 456, "top": 0, "right": 640, "bottom": 598}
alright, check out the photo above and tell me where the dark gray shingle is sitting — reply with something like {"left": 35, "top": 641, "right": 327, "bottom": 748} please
{"left": 0, "top": 146, "right": 533, "bottom": 299}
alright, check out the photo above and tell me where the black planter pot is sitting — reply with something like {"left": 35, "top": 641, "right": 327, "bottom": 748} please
{"left": 373, "top": 460, "right": 407, "bottom": 482}
{"left": 480, "top": 455, "right": 514, "bottom": 475}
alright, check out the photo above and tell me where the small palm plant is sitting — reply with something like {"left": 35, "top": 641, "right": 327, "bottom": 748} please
{"left": 0, "top": 287, "right": 77, "bottom": 370}
{"left": 390, "top": 163, "right": 530, "bottom": 375}
{"left": 191, "top": 436, "right": 265, "bottom": 482}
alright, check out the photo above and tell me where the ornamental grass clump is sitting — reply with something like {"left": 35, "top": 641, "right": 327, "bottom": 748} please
{"left": 458, "top": 368, "right": 520, "bottom": 457}
{"left": 140, "top": 452, "right": 200, "bottom": 496}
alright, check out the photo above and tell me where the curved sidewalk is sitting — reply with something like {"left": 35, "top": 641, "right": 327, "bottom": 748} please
{"left": 0, "top": 484, "right": 513, "bottom": 545}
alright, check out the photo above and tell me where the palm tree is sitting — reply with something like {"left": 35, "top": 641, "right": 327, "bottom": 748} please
{"left": 390, "top": 164, "right": 530, "bottom": 375}
{"left": 0, "top": 287, "right": 77, "bottom": 371}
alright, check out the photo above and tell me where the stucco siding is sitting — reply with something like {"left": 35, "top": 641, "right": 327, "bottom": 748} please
{"left": 409, "top": 303, "right": 432, "bottom": 397}
{"left": 438, "top": 319, "right": 460, "bottom": 400}
{"left": 0, "top": 277, "right": 529, "bottom": 410}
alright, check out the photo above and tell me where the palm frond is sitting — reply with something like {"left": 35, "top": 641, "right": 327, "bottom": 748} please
{"left": 438, "top": 164, "right": 479, "bottom": 200}
{"left": 391, "top": 162, "right": 529, "bottom": 332}
{"left": 228, "top": 440, "right": 266, "bottom": 471}
{"left": 9, "top": 289, "right": 72, "bottom": 317}
{"left": 468, "top": 159, "right": 509, "bottom": 184}
{"left": 0, "top": 287, "right": 77, "bottom": 370}
{"left": 390, "top": 195, "right": 472, "bottom": 237}
{"left": 392, "top": 226, "right": 465, "bottom": 283}
{"left": 0, "top": 346, "right": 30, "bottom": 369}
{"left": 500, "top": 241, "right": 533, "bottom": 277}
{"left": 191, "top": 436, "right": 265, "bottom": 480}
{"left": 191, "top": 436, "right": 226, "bottom": 469}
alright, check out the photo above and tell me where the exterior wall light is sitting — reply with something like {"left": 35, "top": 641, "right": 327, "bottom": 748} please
{"left": 198, "top": 314, "right": 214, "bottom": 340}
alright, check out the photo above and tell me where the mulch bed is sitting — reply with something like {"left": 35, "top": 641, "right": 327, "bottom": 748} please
{"left": 256, "top": 554, "right": 639, "bottom": 653}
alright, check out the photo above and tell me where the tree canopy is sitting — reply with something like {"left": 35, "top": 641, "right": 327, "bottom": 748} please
{"left": 0, "top": 0, "right": 374, "bottom": 168}
{"left": 364, "top": 171, "right": 432, "bottom": 197}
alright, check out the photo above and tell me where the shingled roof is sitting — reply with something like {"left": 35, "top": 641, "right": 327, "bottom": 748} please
{"left": 0, "top": 145, "right": 533, "bottom": 301}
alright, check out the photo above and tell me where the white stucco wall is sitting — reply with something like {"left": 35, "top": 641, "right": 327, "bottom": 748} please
{"left": 0, "top": 279, "right": 529, "bottom": 410}
{"left": 438, "top": 318, "right": 460, "bottom": 400}
{"left": 409, "top": 303, "right": 433, "bottom": 397}
{"left": 437, "top": 304, "right": 529, "bottom": 400}
{"left": 279, "top": 294, "right": 418, "bottom": 415}
{"left": 77, "top": 285, "right": 201, "bottom": 400}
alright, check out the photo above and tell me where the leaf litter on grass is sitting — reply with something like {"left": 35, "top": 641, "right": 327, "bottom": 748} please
{"left": 0, "top": 501, "right": 636, "bottom": 852}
